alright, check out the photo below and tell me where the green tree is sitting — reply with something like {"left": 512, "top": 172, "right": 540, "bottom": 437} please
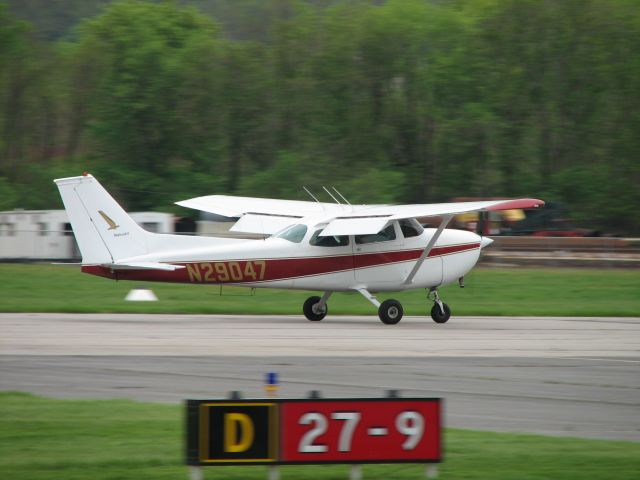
{"left": 0, "top": 4, "right": 34, "bottom": 174}
{"left": 71, "top": 0, "right": 223, "bottom": 208}
{"left": 477, "top": 0, "right": 640, "bottom": 231}
{"left": 1, "top": 0, "right": 638, "bottom": 233}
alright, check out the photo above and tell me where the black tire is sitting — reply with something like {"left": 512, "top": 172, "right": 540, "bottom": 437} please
{"left": 431, "top": 303, "right": 451, "bottom": 323}
{"left": 303, "top": 296, "right": 327, "bottom": 321}
{"left": 378, "top": 299, "right": 403, "bottom": 325}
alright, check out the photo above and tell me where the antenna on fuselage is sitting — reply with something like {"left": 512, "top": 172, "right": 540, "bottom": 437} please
{"left": 332, "top": 187, "right": 352, "bottom": 206}
{"left": 303, "top": 186, "right": 321, "bottom": 203}
{"left": 303, "top": 186, "right": 324, "bottom": 211}
{"left": 322, "top": 186, "right": 343, "bottom": 207}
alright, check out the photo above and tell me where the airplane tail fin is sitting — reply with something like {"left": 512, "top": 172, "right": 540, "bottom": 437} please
{"left": 54, "top": 174, "right": 150, "bottom": 264}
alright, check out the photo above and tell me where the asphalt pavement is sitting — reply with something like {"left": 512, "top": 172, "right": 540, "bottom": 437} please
{"left": 1, "top": 313, "right": 639, "bottom": 440}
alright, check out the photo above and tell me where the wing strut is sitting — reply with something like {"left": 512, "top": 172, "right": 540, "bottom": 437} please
{"left": 403, "top": 214, "right": 453, "bottom": 285}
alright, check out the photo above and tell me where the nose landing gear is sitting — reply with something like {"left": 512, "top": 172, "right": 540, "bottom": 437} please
{"left": 428, "top": 288, "right": 451, "bottom": 323}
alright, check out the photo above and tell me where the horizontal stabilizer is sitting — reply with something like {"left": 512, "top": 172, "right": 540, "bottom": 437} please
{"left": 106, "top": 262, "right": 185, "bottom": 271}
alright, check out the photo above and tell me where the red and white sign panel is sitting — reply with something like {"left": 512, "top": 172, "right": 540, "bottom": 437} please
{"left": 280, "top": 399, "right": 441, "bottom": 463}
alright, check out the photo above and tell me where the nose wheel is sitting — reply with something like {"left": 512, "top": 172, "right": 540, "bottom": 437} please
{"left": 430, "top": 302, "right": 451, "bottom": 323}
{"left": 429, "top": 288, "right": 451, "bottom": 323}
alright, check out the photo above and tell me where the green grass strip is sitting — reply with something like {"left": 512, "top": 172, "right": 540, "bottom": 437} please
{"left": 0, "top": 392, "right": 638, "bottom": 479}
{"left": 1, "top": 264, "right": 639, "bottom": 316}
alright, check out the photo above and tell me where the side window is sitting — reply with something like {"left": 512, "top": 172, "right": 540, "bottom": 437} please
{"left": 0, "top": 223, "right": 15, "bottom": 237}
{"left": 37, "top": 222, "right": 48, "bottom": 236}
{"left": 355, "top": 224, "right": 397, "bottom": 245}
{"left": 142, "top": 222, "right": 160, "bottom": 233}
{"left": 399, "top": 218, "right": 423, "bottom": 238}
{"left": 63, "top": 223, "right": 74, "bottom": 236}
{"left": 310, "top": 230, "right": 349, "bottom": 247}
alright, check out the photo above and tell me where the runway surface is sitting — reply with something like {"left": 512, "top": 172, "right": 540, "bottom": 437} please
{"left": 1, "top": 313, "right": 639, "bottom": 441}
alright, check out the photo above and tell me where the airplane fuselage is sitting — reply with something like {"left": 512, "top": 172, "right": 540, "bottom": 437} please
{"left": 82, "top": 227, "right": 483, "bottom": 292}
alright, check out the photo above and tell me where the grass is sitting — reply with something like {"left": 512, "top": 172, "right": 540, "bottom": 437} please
{"left": 1, "top": 263, "right": 639, "bottom": 316}
{"left": 0, "top": 392, "right": 638, "bottom": 480}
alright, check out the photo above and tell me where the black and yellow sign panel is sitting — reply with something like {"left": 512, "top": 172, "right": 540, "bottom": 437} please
{"left": 188, "top": 401, "right": 278, "bottom": 464}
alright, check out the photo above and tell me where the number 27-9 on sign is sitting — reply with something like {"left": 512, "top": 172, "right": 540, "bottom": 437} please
{"left": 279, "top": 399, "right": 441, "bottom": 463}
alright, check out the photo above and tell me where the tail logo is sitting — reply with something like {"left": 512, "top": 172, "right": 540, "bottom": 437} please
{"left": 98, "top": 210, "right": 120, "bottom": 230}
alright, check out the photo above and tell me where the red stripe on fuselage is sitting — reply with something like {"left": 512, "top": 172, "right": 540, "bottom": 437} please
{"left": 353, "top": 243, "right": 479, "bottom": 270}
{"left": 82, "top": 242, "right": 480, "bottom": 284}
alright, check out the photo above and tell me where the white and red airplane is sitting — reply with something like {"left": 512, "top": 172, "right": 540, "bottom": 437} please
{"left": 55, "top": 174, "right": 543, "bottom": 324}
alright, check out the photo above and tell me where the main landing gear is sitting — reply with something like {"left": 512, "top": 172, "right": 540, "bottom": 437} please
{"left": 378, "top": 299, "right": 403, "bottom": 325}
{"left": 355, "top": 288, "right": 403, "bottom": 325}
{"left": 302, "top": 288, "right": 451, "bottom": 325}
{"left": 303, "top": 292, "right": 332, "bottom": 321}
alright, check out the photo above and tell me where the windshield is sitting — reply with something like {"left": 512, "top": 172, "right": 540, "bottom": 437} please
{"left": 274, "top": 224, "right": 308, "bottom": 243}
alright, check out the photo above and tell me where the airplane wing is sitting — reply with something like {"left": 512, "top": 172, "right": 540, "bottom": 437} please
{"left": 176, "top": 194, "right": 349, "bottom": 234}
{"left": 177, "top": 193, "right": 544, "bottom": 236}
{"left": 176, "top": 195, "right": 343, "bottom": 218}
{"left": 318, "top": 199, "right": 545, "bottom": 236}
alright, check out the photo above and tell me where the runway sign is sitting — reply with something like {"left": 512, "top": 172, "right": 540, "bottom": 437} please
{"left": 186, "top": 398, "right": 441, "bottom": 466}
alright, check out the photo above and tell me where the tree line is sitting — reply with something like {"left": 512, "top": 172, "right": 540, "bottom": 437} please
{"left": 0, "top": 0, "right": 638, "bottom": 233}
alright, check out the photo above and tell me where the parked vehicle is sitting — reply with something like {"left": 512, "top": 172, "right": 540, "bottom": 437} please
{"left": 445, "top": 199, "right": 594, "bottom": 237}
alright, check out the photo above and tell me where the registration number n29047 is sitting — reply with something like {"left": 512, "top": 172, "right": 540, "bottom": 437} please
{"left": 185, "top": 260, "right": 266, "bottom": 283}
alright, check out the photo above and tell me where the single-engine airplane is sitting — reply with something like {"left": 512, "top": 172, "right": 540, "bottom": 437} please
{"left": 55, "top": 174, "right": 543, "bottom": 324}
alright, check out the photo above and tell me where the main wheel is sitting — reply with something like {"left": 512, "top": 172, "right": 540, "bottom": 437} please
{"left": 430, "top": 303, "right": 451, "bottom": 323}
{"left": 378, "top": 299, "right": 403, "bottom": 325}
{"left": 303, "top": 296, "right": 327, "bottom": 321}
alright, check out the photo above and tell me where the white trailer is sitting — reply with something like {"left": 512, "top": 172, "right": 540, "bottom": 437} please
{"left": 0, "top": 209, "right": 174, "bottom": 260}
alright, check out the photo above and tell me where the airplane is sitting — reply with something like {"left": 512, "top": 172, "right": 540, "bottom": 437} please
{"left": 54, "top": 173, "right": 544, "bottom": 325}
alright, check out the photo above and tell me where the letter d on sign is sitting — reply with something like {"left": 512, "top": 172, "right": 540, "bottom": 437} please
{"left": 193, "top": 402, "right": 275, "bottom": 463}
{"left": 224, "top": 413, "right": 255, "bottom": 453}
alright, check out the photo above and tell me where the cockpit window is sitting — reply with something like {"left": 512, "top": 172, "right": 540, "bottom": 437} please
{"left": 399, "top": 218, "right": 423, "bottom": 238}
{"left": 310, "top": 230, "right": 349, "bottom": 247}
{"left": 355, "top": 224, "right": 397, "bottom": 244}
{"left": 275, "top": 224, "right": 307, "bottom": 243}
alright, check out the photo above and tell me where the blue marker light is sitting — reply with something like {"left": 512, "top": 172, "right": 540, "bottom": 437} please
{"left": 265, "top": 372, "right": 279, "bottom": 396}
{"left": 266, "top": 372, "right": 278, "bottom": 385}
